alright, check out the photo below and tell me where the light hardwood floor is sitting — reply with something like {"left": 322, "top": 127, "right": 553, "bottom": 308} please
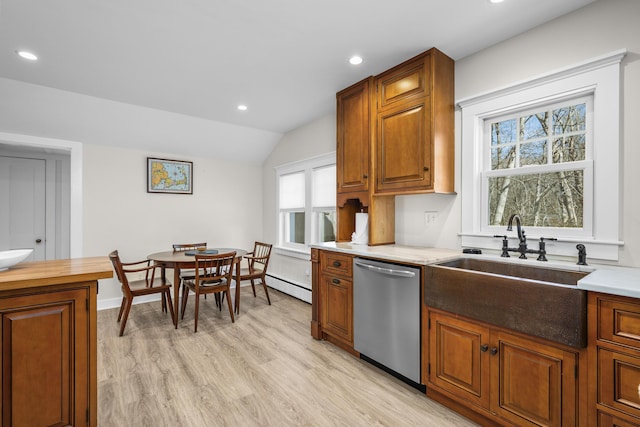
{"left": 97, "top": 287, "right": 478, "bottom": 426}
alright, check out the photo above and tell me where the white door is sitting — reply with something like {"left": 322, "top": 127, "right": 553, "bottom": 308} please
{"left": 0, "top": 156, "right": 46, "bottom": 261}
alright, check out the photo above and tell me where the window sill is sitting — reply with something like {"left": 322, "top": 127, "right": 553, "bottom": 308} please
{"left": 274, "top": 246, "right": 311, "bottom": 260}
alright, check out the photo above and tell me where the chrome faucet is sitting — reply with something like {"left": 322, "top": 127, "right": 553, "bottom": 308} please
{"left": 506, "top": 214, "right": 528, "bottom": 259}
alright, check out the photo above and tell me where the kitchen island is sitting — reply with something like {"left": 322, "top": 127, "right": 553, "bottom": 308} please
{"left": 0, "top": 257, "right": 113, "bottom": 427}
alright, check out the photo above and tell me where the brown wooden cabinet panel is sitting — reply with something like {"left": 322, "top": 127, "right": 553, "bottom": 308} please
{"left": 429, "top": 311, "right": 490, "bottom": 409}
{"left": 376, "top": 100, "right": 431, "bottom": 192}
{"left": 376, "top": 58, "right": 429, "bottom": 110}
{"left": 1, "top": 288, "right": 88, "bottom": 427}
{"left": 317, "top": 250, "right": 354, "bottom": 348}
{"left": 321, "top": 275, "right": 353, "bottom": 344}
{"left": 590, "top": 293, "right": 640, "bottom": 426}
{"left": 337, "top": 78, "right": 371, "bottom": 195}
{"left": 491, "top": 330, "right": 576, "bottom": 427}
{"left": 427, "top": 309, "right": 578, "bottom": 427}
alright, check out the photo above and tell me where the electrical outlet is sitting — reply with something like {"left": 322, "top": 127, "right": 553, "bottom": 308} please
{"left": 424, "top": 211, "right": 438, "bottom": 225}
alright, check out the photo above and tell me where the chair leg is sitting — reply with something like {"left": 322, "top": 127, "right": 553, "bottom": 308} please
{"left": 165, "top": 289, "right": 176, "bottom": 324}
{"left": 215, "top": 293, "right": 222, "bottom": 311}
{"left": 118, "top": 297, "right": 133, "bottom": 337}
{"left": 117, "top": 297, "right": 126, "bottom": 322}
{"left": 161, "top": 292, "right": 167, "bottom": 313}
{"left": 194, "top": 293, "right": 200, "bottom": 333}
{"left": 261, "top": 278, "right": 271, "bottom": 305}
{"left": 251, "top": 279, "right": 257, "bottom": 297}
{"left": 181, "top": 285, "right": 189, "bottom": 320}
{"left": 225, "top": 290, "right": 235, "bottom": 323}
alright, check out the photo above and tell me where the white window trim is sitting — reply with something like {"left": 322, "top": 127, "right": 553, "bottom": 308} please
{"left": 459, "top": 49, "right": 626, "bottom": 261}
{"left": 275, "top": 152, "right": 336, "bottom": 256}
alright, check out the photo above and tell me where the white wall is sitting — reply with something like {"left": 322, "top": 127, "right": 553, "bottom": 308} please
{"left": 82, "top": 143, "right": 263, "bottom": 304}
{"left": 262, "top": 114, "right": 336, "bottom": 290}
{"left": 266, "top": 0, "right": 640, "bottom": 269}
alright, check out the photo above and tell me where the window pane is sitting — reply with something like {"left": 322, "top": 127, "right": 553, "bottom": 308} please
{"left": 553, "top": 103, "right": 586, "bottom": 134}
{"left": 279, "top": 172, "right": 305, "bottom": 209}
{"left": 488, "top": 170, "right": 583, "bottom": 228}
{"left": 491, "top": 119, "right": 516, "bottom": 146}
{"left": 282, "top": 211, "right": 305, "bottom": 244}
{"left": 520, "top": 140, "right": 547, "bottom": 166}
{"left": 520, "top": 112, "right": 548, "bottom": 140}
{"left": 491, "top": 145, "right": 516, "bottom": 170}
{"left": 312, "top": 165, "right": 336, "bottom": 207}
{"left": 553, "top": 135, "right": 585, "bottom": 163}
{"left": 315, "top": 211, "right": 336, "bottom": 243}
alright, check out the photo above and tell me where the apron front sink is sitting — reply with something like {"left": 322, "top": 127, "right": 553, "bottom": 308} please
{"left": 425, "top": 258, "right": 588, "bottom": 348}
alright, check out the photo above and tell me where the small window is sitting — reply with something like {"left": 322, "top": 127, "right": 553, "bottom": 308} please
{"left": 276, "top": 153, "right": 336, "bottom": 252}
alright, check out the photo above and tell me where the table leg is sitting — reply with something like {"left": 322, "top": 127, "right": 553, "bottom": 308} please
{"left": 173, "top": 267, "right": 180, "bottom": 328}
{"left": 234, "top": 258, "right": 241, "bottom": 314}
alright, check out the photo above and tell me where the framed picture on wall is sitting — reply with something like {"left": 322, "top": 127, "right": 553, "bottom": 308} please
{"left": 147, "top": 157, "right": 193, "bottom": 194}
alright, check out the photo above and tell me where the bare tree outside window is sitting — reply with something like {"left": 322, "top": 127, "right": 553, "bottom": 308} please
{"left": 488, "top": 102, "right": 586, "bottom": 228}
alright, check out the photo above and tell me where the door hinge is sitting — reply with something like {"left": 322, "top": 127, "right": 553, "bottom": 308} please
{"left": 428, "top": 363, "right": 431, "bottom": 375}
{"left": 428, "top": 318, "right": 431, "bottom": 329}
{"left": 575, "top": 365, "right": 578, "bottom": 378}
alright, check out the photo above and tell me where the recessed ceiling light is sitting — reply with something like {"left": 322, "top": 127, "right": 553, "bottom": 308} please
{"left": 16, "top": 50, "right": 38, "bottom": 61}
{"left": 237, "top": 105, "right": 248, "bottom": 111}
{"left": 349, "top": 56, "right": 363, "bottom": 65}
{"left": 489, "top": 0, "right": 505, "bottom": 3}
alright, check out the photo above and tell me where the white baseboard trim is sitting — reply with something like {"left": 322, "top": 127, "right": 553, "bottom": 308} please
{"left": 266, "top": 274, "right": 311, "bottom": 304}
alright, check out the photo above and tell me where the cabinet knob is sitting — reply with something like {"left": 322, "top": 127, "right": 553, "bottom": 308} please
{"left": 333, "top": 261, "right": 341, "bottom": 267}
{"left": 332, "top": 278, "right": 340, "bottom": 284}
{"left": 480, "top": 344, "right": 489, "bottom": 352}
{"left": 423, "top": 167, "right": 429, "bottom": 172}
{"left": 490, "top": 347, "right": 498, "bottom": 356}
{"left": 363, "top": 174, "right": 368, "bottom": 179}
{"left": 35, "top": 238, "right": 42, "bottom": 244}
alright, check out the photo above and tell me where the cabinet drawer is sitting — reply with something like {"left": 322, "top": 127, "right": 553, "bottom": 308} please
{"left": 320, "top": 251, "right": 353, "bottom": 278}
{"left": 598, "top": 410, "right": 640, "bottom": 427}
{"left": 599, "top": 348, "right": 640, "bottom": 418}
{"left": 598, "top": 297, "right": 640, "bottom": 348}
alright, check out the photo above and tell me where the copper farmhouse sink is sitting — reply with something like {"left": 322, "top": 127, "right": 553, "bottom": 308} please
{"left": 425, "top": 258, "right": 589, "bottom": 348}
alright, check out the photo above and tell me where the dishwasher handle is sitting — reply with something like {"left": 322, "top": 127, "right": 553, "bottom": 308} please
{"left": 354, "top": 260, "right": 416, "bottom": 278}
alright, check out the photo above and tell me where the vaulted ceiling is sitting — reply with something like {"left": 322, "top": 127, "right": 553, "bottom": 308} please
{"left": 0, "top": 0, "right": 596, "bottom": 162}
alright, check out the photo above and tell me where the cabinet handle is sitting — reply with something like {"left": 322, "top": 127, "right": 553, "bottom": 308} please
{"left": 332, "top": 278, "right": 341, "bottom": 284}
{"left": 490, "top": 347, "right": 498, "bottom": 355}
{"left": 480, "top": 344, "right": 489, "bottom": 352}
{"left": 333, "top": 261, "right": 341, "bottom": 267}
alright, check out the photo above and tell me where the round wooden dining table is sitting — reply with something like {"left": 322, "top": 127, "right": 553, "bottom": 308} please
{"left": 147, "top": 248, "right": 247, "bottom": 328}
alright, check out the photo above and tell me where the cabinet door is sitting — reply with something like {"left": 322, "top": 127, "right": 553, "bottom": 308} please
{"left": 428, "top": 311, "right": 490, "bottom": 409}
{"left": 337, "top": 78, "right": 371, "bottom": 194}
{"left": 491, "top": 331, "right": 577, "bottom": 427}
{"left": 1, "top": 288, "right": 89, "bottom": 427}
{"left": 375, "top": 99, "right": 432, "bottom": 193}
{"left": 376, "top": 55, "right": 429, "bottom": 111}
{"left": 598, "top": 348, "right": 640, "bottom": 420}
{"left": 320, "top": 275, "right": 353, "bottom": 344}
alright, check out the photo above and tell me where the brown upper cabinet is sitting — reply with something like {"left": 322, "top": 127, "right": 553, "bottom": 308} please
{"left": 337, "top": 77, "right": 372, "bottom": 197}
{"left": 374, "top": 49, "right": 454, "bottom": 195}
{"left": 335, "top": 48, "right": 454, "bottom": 245}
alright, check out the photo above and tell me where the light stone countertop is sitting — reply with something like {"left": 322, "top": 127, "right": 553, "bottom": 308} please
{"left": 312, "top": 242, "right": 640, "bottom": 298}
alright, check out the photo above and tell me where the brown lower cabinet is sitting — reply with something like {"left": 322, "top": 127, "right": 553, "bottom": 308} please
{"left": 589, "top": 292, "right": 640, "bottom": 426}
{"left": 427, "top": 309, "right": 581, "bottom": 427}
{"left": 0, "top": 257, "right": 112, "bottom": 427}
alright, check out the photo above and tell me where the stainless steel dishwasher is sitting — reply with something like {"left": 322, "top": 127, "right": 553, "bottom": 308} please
{"left": 353, "top": 257, "right": 422, "bottom": 387}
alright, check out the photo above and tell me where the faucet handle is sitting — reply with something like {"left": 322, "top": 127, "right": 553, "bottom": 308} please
{"left": 539, "top": 237, "right": 557, "bottom": 242}
{"left": 493, "top": 235, "right": 507, "bottom": 239}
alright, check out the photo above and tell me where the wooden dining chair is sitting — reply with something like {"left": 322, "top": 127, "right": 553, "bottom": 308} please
{"left": 108, "top": 250, "right": 175, "bottom": 336}
{"left": 239, "top": 241, "right": 273, "bottom": 305}
{"left": 172, "top": 242, "right": 207, "bottom": 288}
{"left": 180, "top": 251, "right": 236, "bottom": 332}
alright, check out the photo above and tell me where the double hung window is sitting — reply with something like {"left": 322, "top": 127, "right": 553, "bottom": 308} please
{"left": 276, "top": 153, "right": 336, "bottom": 253}
{"left": 459, "top": 50, "right": 624, "bottom": 260}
